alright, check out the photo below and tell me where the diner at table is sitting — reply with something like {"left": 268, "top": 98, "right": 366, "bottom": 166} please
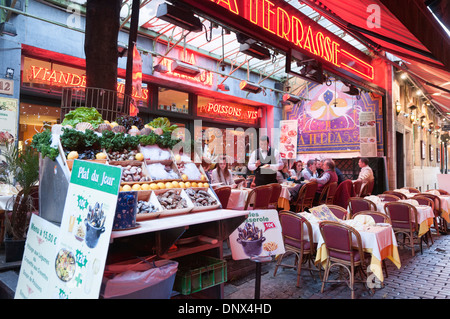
{"left": 211, "top": 156, "right": 237, "bottom": 188}
{"left": 310, "top": 159, "right": 338, "bottom": 202}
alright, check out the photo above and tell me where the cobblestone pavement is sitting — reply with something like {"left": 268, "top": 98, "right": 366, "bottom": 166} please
{"left": 224, "top": 231, "right": 450, "bottom": 299}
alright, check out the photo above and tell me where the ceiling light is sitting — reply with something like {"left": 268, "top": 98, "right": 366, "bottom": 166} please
{"left": 156, "top": 2, "right": 202, "bottom": 32}
{"left": 239, "top": 43, "right": 271, "bottom": 60}
{"left": 217, "top": 83, "right": 230, "bottom": 91}
{"left": 153, "top": 63, "right": 169, "bottom": 73}
{"left": 400, "top": 73, "right": 407, "bottom": 79}
{"left": 171, "top": 61, "right": 201, "bottom": 76}
{"left": 416, "top": 89, "right": 422, "bottom": 96}
{"left": 343, "top": 84, "right": 360, "bottom": 96}
{"left": 239, "top": 80, "right": 262, "bottom": 94}
{"left": 0, "top": 22, "right": 17, "bottom": 37}
{"left": 282, "top": 93, "right": 301, "bottom": 103}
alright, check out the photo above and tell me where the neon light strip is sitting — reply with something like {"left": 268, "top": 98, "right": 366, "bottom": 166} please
{"left": 340, "top": 49, "right": 374, "bottom": 80}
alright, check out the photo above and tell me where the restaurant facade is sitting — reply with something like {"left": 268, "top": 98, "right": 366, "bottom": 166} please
{"left": 0, "top": 0, "right": 447, "bottom": 192}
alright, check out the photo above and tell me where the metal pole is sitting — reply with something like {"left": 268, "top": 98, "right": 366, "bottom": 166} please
{"left": 254, "top": 262, "right": 261, "bottom": 299}
{"left": 124, "top": 0, "right": 140, "bottom": 99}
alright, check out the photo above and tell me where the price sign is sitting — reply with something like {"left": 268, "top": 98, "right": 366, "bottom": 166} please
{"left": 0, "top": 78, "right": 14, "bottom": 95}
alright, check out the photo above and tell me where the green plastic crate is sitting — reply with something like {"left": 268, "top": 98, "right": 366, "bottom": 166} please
{"left": 173, "top": 255, "right": 227, "bottom": 295}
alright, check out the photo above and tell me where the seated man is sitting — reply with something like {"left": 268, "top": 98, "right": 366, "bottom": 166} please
{"left": 301, "top": 159, "right": 318, "bottom": 181}
{"left": 356, "top": 158, "right": 374, "bottom": 184}
{"left": 310, "top": 159, "right": 338, "bottom": 202}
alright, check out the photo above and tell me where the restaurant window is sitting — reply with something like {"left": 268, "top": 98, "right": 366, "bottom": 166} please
{"left": 157, "top": 87, "right": 189, "bottom": 114}
{"left": 196, "top": 96, "right": 259, "bottom": 126}
{"left": 19, "top": 103, "right": 60, "bottom": 146}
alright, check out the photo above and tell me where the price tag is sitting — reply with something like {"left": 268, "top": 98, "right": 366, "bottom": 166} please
{"left": 0, "top": 78, "right": 14, "bottom": 95}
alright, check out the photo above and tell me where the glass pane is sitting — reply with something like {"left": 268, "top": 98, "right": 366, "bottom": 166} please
{"left": 197, "top": 96, "right": 259, "bottom": 125}
{"left": 157, "top": 88, "right": 189, "bottom": 114}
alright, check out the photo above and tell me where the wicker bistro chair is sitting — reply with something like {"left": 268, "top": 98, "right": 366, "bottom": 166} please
{"left": 402, "top": 187, "right": 420, "bottom": 194}
{"left": 267, "top": 183, "right": 282, "bottom": 209}
{"left": 378, "top": 194, "right": 400, "bottom": 202}
{"left": 348, "top": 197, "right": 377, "bottom": 218}
{"left": 351, "top": 210, "right": 391, "bottom": 224}
{"left": 436, "top": 189, "right": 449, "bottom": 195}
{"left": 383, "top": 191, "right": 407, "bottom": 200}
{"left": 244, "top": 185, "right": 273, "bottom": 210}
{"left": 326, "top": 204, "right": 349, "bottom": 220}
{"left": 384, "top": 202, "right": 425, "bottom": 256}
{"left": 353, "top": 180, "right": 363, "bottom": 197}
{"left": 274, "top": 211, "right": 320, "bottom": 287}
{"left": 315, "top": 182, "right": 338, "bottom": 206}
{"left": 412, "top": 195, "right": 436, "bottom": 244}
{"left": 319, "top": 221, "right": 369, "bottom": 299}
{"left": 414, "top": 193, "right": 445, "bottom": 234}
{"left": 214, "top": 186, "right": 231, "bottom": 209}
{"left": 292, "top": 181, "right": 318, "bottom": 213}
{"left": 333, "top": 180, "right": 353, "bottom": 209}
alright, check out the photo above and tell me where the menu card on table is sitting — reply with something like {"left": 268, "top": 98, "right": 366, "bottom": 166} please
{"left": 308, "top": 205, "right": 340, "bottom": 222}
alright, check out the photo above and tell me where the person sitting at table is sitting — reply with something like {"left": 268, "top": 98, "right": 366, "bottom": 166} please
{"left": 315, "top": 159, "right": 324, "bottom": 177}
{"left": 277, "top": 161, "right": 291, "bottom": 184}
{"left": 334, "top": 163, "right": 346, "bottom": 184}
{"left": 310, "top": 159, "right": 338, "bottom": 201}
{"left": 290, "top": 161, "right": 304, "bottom": 181}
{"left": 211, "top": 156, "right": 237, "bottom": 188}
{"left": 301, "top": 159, "right": 318, "bottom": 181}
{"left": 356, "top": 157, "right": 374, "bottom": 184}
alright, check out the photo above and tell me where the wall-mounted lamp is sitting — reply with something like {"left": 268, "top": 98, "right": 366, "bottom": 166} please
{"left": 153, "top": 63, "right": 169, "bottom": 73}
{"left": 156, "top": 2, "right": 202, "bottom": 32}
{"left": 117, "top": 45, "right": 128, "bottom": 58}
{"left": 408, "top": 105, "right": 417, "bottom": 123}
{"left": 400, "top": 73, "right": 407, "bottom": 80}
{"left": 239, "top": 80, "right": 262, "bottom": 94}
{"left": 416, "top": 89, "right": 422, "bottom": 96}
{"left": 282, "top": 93, "right": 301, "bottom": 104}
{"left": 0, "top": 22, "right": 17, "bottom": 37}
{"left": 171, "top": 61, "right": 201, "bottom": 77}
{"left": 395, "top": 100, "right": 402, "bottom": 116}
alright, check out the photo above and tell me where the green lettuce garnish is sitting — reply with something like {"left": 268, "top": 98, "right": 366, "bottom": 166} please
{"left": 61, "top": 107, "right": 104, "bottom": 128}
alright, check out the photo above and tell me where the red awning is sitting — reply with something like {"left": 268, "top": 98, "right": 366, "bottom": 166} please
{"left": 303, "top": 0, "right": 450, "bottom": 113}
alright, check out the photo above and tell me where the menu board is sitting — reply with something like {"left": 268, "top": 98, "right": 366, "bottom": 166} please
{"left": 16, "top": 160, "right": 121, "bottom": 299}
{"left": 15, "top": 214, "right": 60, "bottom": 299}
{"left": 229, "top": 209, "right": 285, "bottom": 260}
{"left": 359, "top": 112, "right": 377, "bottom": 157}
{"left": 0, "top": 97, "right": 18, "bottom": 163}
{"left": 279, "top": 120, "right": 298, "bottom": 159}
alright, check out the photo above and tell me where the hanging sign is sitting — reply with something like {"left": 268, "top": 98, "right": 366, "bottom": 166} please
{"left": 179, "top": 0, "right": 374, "bottom": 81}
{"left": 229, "top": 209, "right": 285, "bottom": 260}
{"left": 279, "top": 120, "right": 298, "bottom": 159}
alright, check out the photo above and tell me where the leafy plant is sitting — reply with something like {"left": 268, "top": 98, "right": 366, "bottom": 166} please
{"left": 0, "top": 142, "right": 40, "bottom": 240}
{"left": 61, "top": 107, "right": 104, "bottom": 128}
{"left": 30, "top": 129, "right": 59, "bottom": 161}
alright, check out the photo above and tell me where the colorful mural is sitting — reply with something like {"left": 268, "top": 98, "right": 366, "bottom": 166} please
{"left": 286, "top": 81, "right": 383, "bottom": 154}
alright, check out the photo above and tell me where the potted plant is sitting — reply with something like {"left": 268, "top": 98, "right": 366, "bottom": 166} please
{"left": 0, "top": 142, "right": 39, "bottom": 262}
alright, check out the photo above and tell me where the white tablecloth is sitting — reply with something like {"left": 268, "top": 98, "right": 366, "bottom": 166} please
{"left": 0, "top": 195, "right": 15, "bottom": 211}
{"left": 227, "top": 189, "right": 252, "bottom": 210}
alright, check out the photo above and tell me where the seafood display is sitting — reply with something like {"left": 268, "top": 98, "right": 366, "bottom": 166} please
{"left": 185, "top": 188, "right": 218, "bottom": 207}
{"left": 115, "top": 164, "right": 151, "bottom": 183}
{"left": 137, "top": 200, "right": 159, "bottom": 214}
{"left": 55, "top": 249, "right": 76, "bottom": 282}
{"left": 157, "top": 190, "right": 188, "bottom": 210}
{"left": 147, "top": 163, "right": 180, "bottom": 180}
{"left": 177, "top": 162, "right": 202, "bottom": 180}
{"left": 108, "top": 149, "right": 140, "bottom": 161}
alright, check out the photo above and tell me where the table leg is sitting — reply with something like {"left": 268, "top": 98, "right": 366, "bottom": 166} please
{"left": 255, "top": 262, "right": 261, "bottom": 299}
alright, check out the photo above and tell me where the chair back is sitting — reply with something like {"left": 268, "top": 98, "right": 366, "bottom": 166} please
{"left": 383, "top": 191, "right": 407, "bottom": 200}
{"left": 326, "top": 204, "right": 348, "bottom": 220}
{"left": 278, "top": 211, "right": 314, "bottom": 253}
{"left": 294, "top": 181, "right": 318, "bottom": 213}
{"left": 267, "top": 183, "right": 282, "bottom": 207}
{"left": 437, "top": 189, "right": 449, "bottom": 195}
{"left": 402, "top": 187, "right": 420, "bottom": 194}
{"left": 414, "top": 193, "right": 441, "bottom": 217}
{"left": 318, "top": 182, "right": 338, "bottom": 205}
{"left": 333, "top": 180, "right": 353, "bottom": 208}
{"left": 319, "top": 221, "right": 365, "bottom": 265}
{"left": 351, "top": 210, "right": 391, "bottom": 224}
{"left": 348, "top": 197, "right": 376, "bottom": 217}
{"left": 352, "top": 180, "right": 362, "bottom": 197}
{"left": 360, "top": 180, "right": 374, "bottom": 197}
{"left": 214, "top": 186, "right": 231, "bottom": 209}
{"left": 384, "top": 202, "right": 418, "bottom": 230}
{"left": 244, "top": 185, "right": 273, "bottom": 210}
{"left": 413, "top": 195, "right": 434, "bottom": 210}
{"left": 378, "top": 194, "right": 400, "bottom": 202}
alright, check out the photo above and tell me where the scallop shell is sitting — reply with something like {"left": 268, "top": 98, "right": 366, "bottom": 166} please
{"left": 112, "top": 125, "right": 126, "bottom": 133}
{"left": 128, "top": 128, "right": 140, "bottom": 136}
{"left": 76, "top": 122, "right": 94, "bottom": 132}
{"left": 140, "top": 127, "right": 153, "bottom": 135}
{"left": 96, "top": 123, "right": 112, "bottom": 133}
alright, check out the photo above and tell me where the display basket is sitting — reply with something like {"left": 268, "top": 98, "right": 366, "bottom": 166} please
{"left": 186, "top": 187, "right": 221, "bottom": 212}
{"left": 135, "top": 190, "right": 162, "bottom": 221}
{"left": 154, "top": 188, "right": 194, "bottom": 218}
{"left": 173, "top": 255, "right": 227, "bottom": 295}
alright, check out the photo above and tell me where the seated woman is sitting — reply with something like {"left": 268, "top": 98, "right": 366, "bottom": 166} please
{"left": 289, "top": 160, "right": 304, "bottom": 182}
{"left": 211, "top": 156, "right": 236, "bottom": 188}
{"left": 277, "top": 162, "right": 291, "bottom": 184}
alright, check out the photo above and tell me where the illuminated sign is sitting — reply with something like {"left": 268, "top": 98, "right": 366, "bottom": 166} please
{"left": 24, "top": 65, "right": 149, "bottom": 101}
{"left": 180, "top": 0, "right": 374, "bottom": 80}
{"left": 198, "top": 102, "right": 258, "bottom": 123}
{"left": 156, "top": 51, "right": 214, "bottom": 86}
